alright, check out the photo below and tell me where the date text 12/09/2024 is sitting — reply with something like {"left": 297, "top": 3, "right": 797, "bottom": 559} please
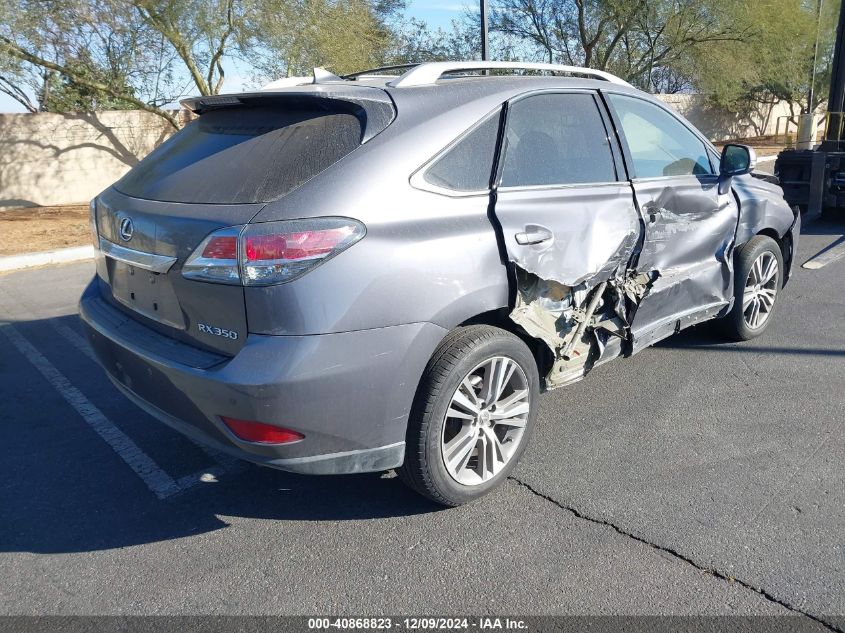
{"left": 307, "top": 618, "right": 529, "bottom": 630}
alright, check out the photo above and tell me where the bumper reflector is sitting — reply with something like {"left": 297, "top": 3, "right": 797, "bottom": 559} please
{"left": 221, "top": 417, "right": 305, "bottom": 444}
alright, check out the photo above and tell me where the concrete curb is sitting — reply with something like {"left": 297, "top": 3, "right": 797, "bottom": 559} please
{"left": 0, "top": 245, "right": 94, "bottom": 273}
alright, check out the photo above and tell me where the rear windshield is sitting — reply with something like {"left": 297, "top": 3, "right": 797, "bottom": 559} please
{"left": 114, "top": 107, "right": 363, "bottom": 204}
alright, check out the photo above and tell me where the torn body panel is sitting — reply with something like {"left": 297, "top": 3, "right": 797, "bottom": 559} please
{"left": 509, "top": 268, "right": 656, "bottom": 389}
{"left": 500, "top": 175, "right": 738, "bottom": 389}
{"left": 492, "top": 183, "right": 647, "bottom": 388}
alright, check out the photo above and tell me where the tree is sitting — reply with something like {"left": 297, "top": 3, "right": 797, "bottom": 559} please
{"left": 697, "top": 0, "right": 839, "bottom": 129}
{"left": 489, "top": 0, "right": 752, "bottom": 88}
{"left": 245, "top": 0, "right": 395, "bottom": 78}
{"left": 388, "top": 17, "right": 484, "bottom": 63}
{"left": 0, "top": 0, "right": 249, "bottom": 127}
{"left": 0, "top": 0, "right": 408, "bottom": 125}
{"left": 0, "top": 54, "right": 41, "bottom": 112}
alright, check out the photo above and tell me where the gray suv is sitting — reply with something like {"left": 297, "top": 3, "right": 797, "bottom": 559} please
{"left": 80, "top": 61, "right": 800, "bottom": 506}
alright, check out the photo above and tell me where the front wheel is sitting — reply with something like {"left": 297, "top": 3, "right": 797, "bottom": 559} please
{"left": 719, "top": 235, "right": 784, "bottom": 341}
{"left": 398, "top": 325, "right": 540, "bottom": 506}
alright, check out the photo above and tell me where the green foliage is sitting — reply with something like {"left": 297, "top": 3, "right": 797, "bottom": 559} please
{"left": 0, "top": 0, "right": 840, "bottom": 125}
{"left": 695, "top": 0, "right": 838, "bottom": 119}
{"left": 246, "top": 0, "right": 396, "bottom": 77}
{"left": 40, "top": 64, "right": 137, "bottom": 112}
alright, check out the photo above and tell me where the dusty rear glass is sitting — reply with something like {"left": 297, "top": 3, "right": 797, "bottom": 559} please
{"left": 114, "top": 107, "right": 363, "bottom": 204}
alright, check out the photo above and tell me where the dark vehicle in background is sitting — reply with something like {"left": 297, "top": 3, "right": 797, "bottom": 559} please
{"left": 80, "top": 62, "right": 800, "bottom": 506}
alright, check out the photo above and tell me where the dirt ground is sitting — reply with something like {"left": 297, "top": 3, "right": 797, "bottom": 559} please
{"left": 0, "top": 205, "right": 91, "bottom": 257}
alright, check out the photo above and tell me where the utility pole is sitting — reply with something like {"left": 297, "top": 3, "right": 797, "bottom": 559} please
{"left": 825, "top": 0, "right": 845, "bottom": 139}
{"left": 798, "top": 0, "right": 825, "bottom": 149}
{"left": 480, "top": 0, "right": 489, "bottom": 61}
{"left": 807, "top": 0, "right": 824, "bottom": 113}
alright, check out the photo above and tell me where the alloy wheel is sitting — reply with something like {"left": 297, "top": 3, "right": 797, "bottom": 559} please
{"left": 743, "top": 251, "right": 779, "bottom": 330}
{"left": 440, "top": 356, "right": 530, "bottom": 486}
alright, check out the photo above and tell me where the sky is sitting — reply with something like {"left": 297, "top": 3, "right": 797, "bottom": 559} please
{"left": 0, "top": 0, "right": 475, "bottom": 113}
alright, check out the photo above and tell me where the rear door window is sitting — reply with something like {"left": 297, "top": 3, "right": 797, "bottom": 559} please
{"left": 115, "top": 107, "right": 363, "bottom": 204}
{"left": 423, "top": 112, "right": 501, "bottom": 192}
{"left": 500, "top": 92, "right": 617, "bottom": 188}
{"left": 608, "top": 94, "right": 713, "bottom": 178}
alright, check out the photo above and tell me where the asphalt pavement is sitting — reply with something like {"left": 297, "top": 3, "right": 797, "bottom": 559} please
{"left": 0, "top": 212, "right": 843, "bottom": 628}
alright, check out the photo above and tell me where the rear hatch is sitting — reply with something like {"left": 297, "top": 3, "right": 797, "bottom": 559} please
{"left": 92, "top": 88, "right": 394, "bottom": 357}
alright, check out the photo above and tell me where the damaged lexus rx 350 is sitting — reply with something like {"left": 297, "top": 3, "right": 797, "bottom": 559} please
{"left": 80, "top": 62, "right": 800, "bottom": 506}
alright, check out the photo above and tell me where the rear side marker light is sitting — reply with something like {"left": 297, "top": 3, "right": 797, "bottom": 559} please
{"left": 182, "top": 217, "right": 365, "bottom": 286}
{"left": 221, "top": 417, "right": 305, "bottom": 444}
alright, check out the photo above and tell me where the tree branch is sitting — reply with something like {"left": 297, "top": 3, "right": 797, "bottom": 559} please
{"left": 0, "top": 35, "right": 180, "bottom": 129}
{"left": 208, "top": 0, "right": 236, "bottom": 92}
{"left": 132, "top": 3, "right": 211, "bottom": 95}
{"left": 0, "top": 75, "right": 39, "bottom": 112}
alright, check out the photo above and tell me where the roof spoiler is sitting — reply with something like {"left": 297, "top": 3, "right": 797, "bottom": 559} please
{"left": 179, "top": 86, "right": 395, "bottom": 143}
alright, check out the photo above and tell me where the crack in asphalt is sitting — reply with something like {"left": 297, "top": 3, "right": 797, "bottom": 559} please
{"left": 509, "top": 476, "right": 843, "bottom": 633}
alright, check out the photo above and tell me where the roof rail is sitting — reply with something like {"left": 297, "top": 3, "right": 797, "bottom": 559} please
{"left": 388, "top": 61, "right": 633, "bottom": 88}
{"left": 342, "top": 64, "right": 421, "bottom": 79}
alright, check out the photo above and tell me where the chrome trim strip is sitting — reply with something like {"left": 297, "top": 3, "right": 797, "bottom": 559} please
{"left": 99, "top": 238, "right": 177, "bottom": 274}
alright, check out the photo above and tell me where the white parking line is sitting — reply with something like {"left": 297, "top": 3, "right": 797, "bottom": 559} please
{"left": 49, "top": 319, "right": 247, "bottom": 486}
{"left": 1, "top": 323, "right": 181, "bottom": 499}
{"left": 802, "top": 237, "right": 845, "bottom": 270}
{"left": 50, "top": 320, "right": 98, "bottom": 363}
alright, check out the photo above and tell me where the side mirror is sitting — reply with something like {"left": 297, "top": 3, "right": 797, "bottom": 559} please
{"left": 720, "top": 144, "right": 757, "bottom": 177}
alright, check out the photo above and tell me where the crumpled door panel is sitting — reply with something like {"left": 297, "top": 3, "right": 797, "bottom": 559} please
{"left": 494, "top": 176, "right": 738, "bottom": 389}
{"left": 627, "top": 176, "right": 738, "bottom": 353}
{"left": 494, "top": 183, "right": 656, "bottom": 388}
{"left": 495, "top": 184, "right": 640, "bottom": 287}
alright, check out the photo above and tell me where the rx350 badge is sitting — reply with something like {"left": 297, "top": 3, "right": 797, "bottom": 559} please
{"left": 198, "top": 323, "right": 239, "bottom": 340}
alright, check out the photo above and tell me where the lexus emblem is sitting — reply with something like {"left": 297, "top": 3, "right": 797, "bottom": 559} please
{"left": 119, "top": 217, "right": 134, "bottom": 242}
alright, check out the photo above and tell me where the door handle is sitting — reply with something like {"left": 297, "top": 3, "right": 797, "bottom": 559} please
{"left": 515, "top": 226, "right": 553, "bottom": 245}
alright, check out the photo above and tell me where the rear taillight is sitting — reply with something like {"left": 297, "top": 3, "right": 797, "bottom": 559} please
{"left": 182, "top": 218, "right": 365, "bottom": 286}
{"left": 182, "top": 226, "right": 243, "bottom": 284}
{"left": 221, "top": 417, "right": 305, "bottom": 444}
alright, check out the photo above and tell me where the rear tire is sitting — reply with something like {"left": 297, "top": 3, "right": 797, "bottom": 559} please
{"left": 398, "top": 325, "right": 540, "bottom": 506}
{"left": 719, "top": 235, "right": 783, "bottom": 341}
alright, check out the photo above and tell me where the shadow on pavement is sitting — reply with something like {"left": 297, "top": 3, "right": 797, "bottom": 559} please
{"left": 655, "top": 322, "right": 845, "bottom": 356}
{"left": 0, "top": 315, "right": 443, "bottom": 556}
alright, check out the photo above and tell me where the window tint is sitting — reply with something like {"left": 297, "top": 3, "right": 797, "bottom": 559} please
{"left": 500, "top": 93, "right": 616, "bottom": 188}
{"left": 424, "top": 113, "right": 500, "bottom": 191}
{"left": 115, "top": 107, "right": 362, "bottom": 203}
{"left": 608, "top": 94, "right": 713, "bottom": 178}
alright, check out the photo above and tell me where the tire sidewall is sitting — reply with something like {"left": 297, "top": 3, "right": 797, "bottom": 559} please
{"left": 732, "top": 236, "right": 784, "bottom": 339}
{"left": 422, "top": 333, "right": 540, "bottom": 505}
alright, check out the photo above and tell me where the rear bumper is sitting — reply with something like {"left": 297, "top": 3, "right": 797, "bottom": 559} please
{"left": 78, "top": 280, "right": 447, "bottom": 474}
